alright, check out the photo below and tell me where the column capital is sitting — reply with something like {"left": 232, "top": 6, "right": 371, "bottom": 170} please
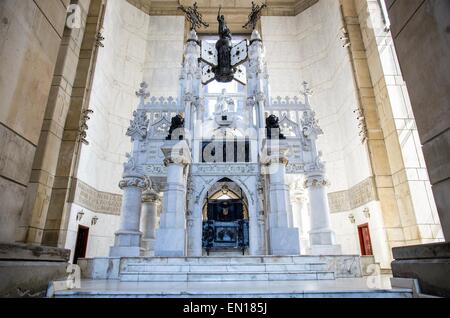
{"left": 142, "top": 190, "right": 161, "bottom": 204}
{"left": 119, "top": 176, "right": 148, "bottom": 190}
{"left": 291, "top": 191, "right": 308, "bottom": 204}
{"left": 261, "top": 140, "right": 290, "bottom": 166}
{"left": 161, "top": 140, "right": 192, "bottom": 167}
{"left": 304, "top": 174, "right": 329, "bottom": 189}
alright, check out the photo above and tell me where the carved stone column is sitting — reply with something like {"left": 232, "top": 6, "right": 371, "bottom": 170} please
{"left": 186, "top": 179, "right": 202, "bottom": 257}
{"left": 110, "top": 176, "right": 148, "bottom": 257}
{"left": 179, "top": 30, "right": 201, "bottom": 133}
{"left": 140, "top": 189, "right": 161, "bottom": 255}
{"left": 247, "top": 30, "right": 269, "bottom": 150}
{"left": 262, "top": 140, "right": 300, "bottom": 255}
{"left": 154, "top": 140, "right": 191, "bottom": 257}
{"left": 304, "top": 172, "right": 341, "bottom": 255}
{"left": 291, "top": 189, "right": 310, "bottom": 255}
{"left": 256, "top": 177, "right": 267, "bottom": 255}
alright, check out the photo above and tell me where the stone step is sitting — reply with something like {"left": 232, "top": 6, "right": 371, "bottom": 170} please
{"left": 119, "top": 271, "right": 335, "bottom": 282}
{"left": 55, "top": 289, "right": 413, "bottom": 298}
{"left": 123, "top": 263, "right": 328, "bottom": 273}
{"left": 120, "top": 256, "right": 327, "bottom": 266}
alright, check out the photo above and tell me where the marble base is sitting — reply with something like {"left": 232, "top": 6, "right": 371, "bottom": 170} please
{"left": 269, "top": 228, "right": 300, "bottom": 256}
{"left": 77, "top": 257, "right": 120, "bottom": 280}
{"left": 309, "top": 229, "right": 336, "bottom": 246}
{"left": 109, "top": 230, "right": 142, "bottom": 257}
{"left": 109, "top": 246, "right": 141, "bottom": 258}
{"left": 154, "top": 228, "right": 186, "bottom": 257}
{"left": 141, "top": 239, "right": 155, "bottom": 252}
{"left": 308, "top": 245, "right": 342, "bottom": 255}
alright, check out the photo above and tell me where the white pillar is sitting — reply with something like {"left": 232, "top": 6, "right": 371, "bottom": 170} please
{"left": 140, "top": 190, "right": 161, "bottom": 255}
{"left": 247, "top": 30, "right": 269, "bottom": 149}
{"left": 110, "top": 176, "right": 148, "bottom": 257}
{"left": 305, "top": 172, "right": 341, "bottom": 255}
{"left": 291, "top": 190, "right": 309, "bottom": 255}
{"left": 155, "top": 140, "right": 191, "bottom": 257}
{"left": 263, "top": 140, "right": 300, "bottom": 255}
{"left": 187, "top": 213, "right": 203, "bottom": 256}
{"left": 258, "top": 211, "right": 266, "bottom": 254}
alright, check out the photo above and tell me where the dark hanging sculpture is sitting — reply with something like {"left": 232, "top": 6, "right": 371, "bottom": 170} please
{"left": 214, "top": 6, "right": 234, "bottom": 83}
{"left": 178, "top": 2, "right": 209, "bottom": 31}
{"left": 243, "top": 2, "right": 267, "bottom": 30}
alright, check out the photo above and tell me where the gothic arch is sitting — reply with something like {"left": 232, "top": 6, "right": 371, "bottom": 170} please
{"left": 193, "top": 175, "right": 256, "bottom": 221}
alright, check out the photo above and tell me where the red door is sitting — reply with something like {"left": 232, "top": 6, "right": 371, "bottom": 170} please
{"left": 358, "top": 223, "right": 373, "bottom": 256}
{"left": 73, "top": 225, "right": 89, "bottom": 264}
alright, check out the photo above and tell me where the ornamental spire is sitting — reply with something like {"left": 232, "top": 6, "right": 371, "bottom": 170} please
{"left": 300, "top": 81, "right": 313, "bottom": 106}
{"left": 136, "top": 82, "right": 150, "bottom": 107}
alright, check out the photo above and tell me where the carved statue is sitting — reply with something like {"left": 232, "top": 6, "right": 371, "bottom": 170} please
{"left": 243, "top": 2, "right": 267, "bottom": 30}
{"left": 215, "top": 89, "right": 235, "bottom": 114}
{"left": 214, "top": 6, "right": 234, "bottom": 82}
{"left": 178, "top": 2, "right": 209, "bottom": 31}
{"left": 166, "top": 114, "right": 185, "bottom": 140}
{"left": 266, "top": 114, "right": 286, "bottom": 140}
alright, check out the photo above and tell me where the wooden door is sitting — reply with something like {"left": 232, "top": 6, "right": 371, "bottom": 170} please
{"left": 358, "top": 223, "right": 373, "bottom": 256}
{"left": 73, "top": 225, "right": 89, "bottom": 264}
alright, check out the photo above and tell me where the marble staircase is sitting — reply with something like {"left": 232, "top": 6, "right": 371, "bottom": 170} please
{"left": 54, "top": 256, "right": 413, "bottom": 298}
{"left": 119, "top": 256, "right": 335, "bottom": 282}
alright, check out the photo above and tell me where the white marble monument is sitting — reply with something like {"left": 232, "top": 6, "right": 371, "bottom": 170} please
{"left": 108, "top": 28, "right": 340, "bottom": 258}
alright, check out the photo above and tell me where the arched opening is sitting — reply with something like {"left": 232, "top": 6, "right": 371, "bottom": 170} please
{"left": 202, "top": 178, "right": 250, "bottom": 255}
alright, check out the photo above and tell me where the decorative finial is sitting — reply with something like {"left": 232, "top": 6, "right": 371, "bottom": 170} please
{"left": 300, "top": 81, "right": 313, "bottom": 105}
{"left": 136, "top": 82, "right": 150, "bottom": 104}
{"left": 243, "top": 2, "right": 267, "bottom": 30}
{"left": 179, "top": 2, "right": 209, "bottom": 31}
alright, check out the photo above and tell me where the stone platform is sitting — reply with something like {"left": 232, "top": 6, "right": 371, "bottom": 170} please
{"left": 52, "top": 256, "right": 413, "bottom": 298}
{"left": 52, "top": 276, "right": 412, "bottom": 298}
{"left": 0, "top": 243, "right": 70, "bottom": 297}
{"left": 78, "top": 255, "right": 378, "bottom": 283}
{"left": 119, "top": 256, "right": 335, "bottom": 282}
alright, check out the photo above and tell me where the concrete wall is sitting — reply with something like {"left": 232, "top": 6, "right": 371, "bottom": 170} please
{"left": 355, "top": 0, "right": 442, "bottom": 244}
{"left": 261, "top": 0, "right": 389, "bottom": 266}
{"left": 386, "top": 0, "right": 450, "bottom": 241}
{"left": 17, "top": 0, "right": 92, "bottom": 245}
{"left": 261, "top": 0, "right": 443, "bottom": 268}
{"left": 64, "top": 2, "right": 184, "bottom": 259}
{"left": 0, "top": 0, "right": 69, "bottom": 243}
{"left": 143, "top": 16, "right": 185, "bottom": 97}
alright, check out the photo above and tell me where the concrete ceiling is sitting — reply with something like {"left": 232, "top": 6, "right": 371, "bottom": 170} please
{"left": 126, "top": 0, "right": 319, "bottom": 33}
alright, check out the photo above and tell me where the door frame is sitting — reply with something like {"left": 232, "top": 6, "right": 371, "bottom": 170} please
{"left": 357, "top": 223, "right": 373, "bottom": 256}
{"left": 73, "top": 225, "right": 90, "bottom": 264}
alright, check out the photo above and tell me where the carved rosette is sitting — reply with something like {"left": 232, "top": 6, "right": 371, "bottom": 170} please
{"left": 119, "top": 177, "right": 149, "bottom": 190}
{"left": 127, "top": 110, "right": 149, "bottom": 141}
{"left": 301, "top": 110, "right": 323, "bottom": 139}
{"left": 304, "top": 175, "right": 330, "bottom": 189}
